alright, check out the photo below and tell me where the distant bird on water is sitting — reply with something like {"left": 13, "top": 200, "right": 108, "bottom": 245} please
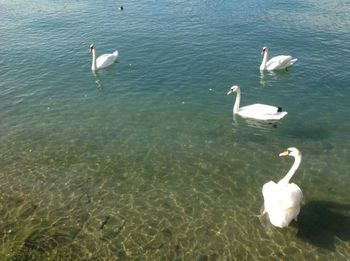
{"left": 89, "top": 44, "right": 119, "bottom": 71}
{"left": 226, "top": 85, "right": 287, "bottom": 120}
{"left": 118, "top": 5, "right": 124, "bottom": 11}
{"left": 260, "top": 47, "right": 297, "bottom": 71}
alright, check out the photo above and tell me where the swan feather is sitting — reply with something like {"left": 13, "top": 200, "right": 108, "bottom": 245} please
{"left": 96, "top": 51, "right": 119, "bottom": 69}
{"left": 266, "top": 55, "right": 295, "bottom": 70}
{"left": 238, "top": 104, "right": 287, "bottom": 120}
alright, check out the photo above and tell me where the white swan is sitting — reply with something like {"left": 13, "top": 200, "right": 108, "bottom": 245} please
{"left": 89, "top": 44, "right": 119, "bottom": 71}
{"left": 262, "top": 147, "right": 303, "bottom": 228}
{"left": 226, "top": 85, "right": 287, "bottom": 120}
{"left": 260, "top": 47, "right": 297, "bottom": 71}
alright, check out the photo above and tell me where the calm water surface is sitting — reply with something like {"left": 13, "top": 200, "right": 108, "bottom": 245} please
{"left": 1, "top": 0, "right": 350, "bottom": 260}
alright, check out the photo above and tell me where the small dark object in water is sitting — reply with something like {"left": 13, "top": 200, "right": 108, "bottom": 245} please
{"left": 100, "top": 216, "right": 110, "bottom": 230}
{"left": 268, "top": 122, "right": 278, "bottom": 128}
{"left": 118, "top": 5, "right": 124, "bottom": 11}
{"left": 277, "top": 107, "right": 282, "bottom": 112}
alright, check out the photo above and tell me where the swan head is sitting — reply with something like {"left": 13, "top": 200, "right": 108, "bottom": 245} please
{"left": 89, "top": 44, "right": 95, "bottom": 53}
{"left": 261, "top": 47, "right": 268, "bottom": 55}
{"left": 227, "top": 85, "right": 240, "bottom": 95}
{"left": 279, "top": 147, "right": 301, "bottom": 158}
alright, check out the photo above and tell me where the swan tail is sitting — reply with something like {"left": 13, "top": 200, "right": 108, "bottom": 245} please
{"left": 113, "top": 50, "right": 119, "bottom": 58}
{"left": 277, "top": 111, "right": 287, "bottom": 119}
{"left": 288, "top": 58, "right": 298, "bottom": 66}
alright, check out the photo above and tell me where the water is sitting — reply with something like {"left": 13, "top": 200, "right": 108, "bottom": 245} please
{"left": 1, "top": 0, "right": 350, "bottom": 259}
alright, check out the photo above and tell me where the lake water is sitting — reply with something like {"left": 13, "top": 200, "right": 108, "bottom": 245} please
{"left": 1, "top": 0, "right": 350, "bottom": 260}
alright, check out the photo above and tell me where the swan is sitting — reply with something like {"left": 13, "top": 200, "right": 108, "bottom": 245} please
{"left": 262, "top": 147, "right": 303, "bottom": 228}
{"left": 260, "top": 47, "right": 297, "bottom": 71}
{"left": 89, "top": 44, "right": 119, "bottom": 71}
{"left": 226, "top": 85, "right": 287, "bottom": 120}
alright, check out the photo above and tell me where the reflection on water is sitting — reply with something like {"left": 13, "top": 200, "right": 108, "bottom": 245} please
{"left": 259, "top": 70, "right": 294, "bottom": 88}
{"left": 92, "top": 71, "right": 104, "bottom": 91}
{"left": 233, "top": 115, "right": 279, "bottom": 132}
{"left": 230, "top": 114, "right": 289, "bottom": 153}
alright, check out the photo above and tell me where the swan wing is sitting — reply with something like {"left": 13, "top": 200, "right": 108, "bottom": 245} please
{"left": 268, "top": 205, "right": 301, "bottom": 228}
{"left": 238, "top": 104, "right": 287, "bottom": 120}
{"left": 266, "top": 55, "right": 294, "bottom": 70}
{"left": 262, "top": 181, "right": 283, "bottom": 216}
{"left": 96, "top": 51, "right": 119, "bottom": 69}
{"left": 272, "top": 184, "right": 302, "bottom": 227}
{"left": 282, "top": 183, "right": 303, "bottom": 209}
{"left": 262, "top": 182, "right": 303, "bottom": 227}
{"left": 241, "top": 104, "right": 280, "bottom": 114}
{"left": 264, "top": 182, "right": 302, "bottom": 210}
{"left": 262, "top": 181, "right": 277, "bottom": 203}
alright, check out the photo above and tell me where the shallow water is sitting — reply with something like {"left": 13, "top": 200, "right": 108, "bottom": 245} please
{"left": 1, "top": 0, "right": 350, "bottom": 260}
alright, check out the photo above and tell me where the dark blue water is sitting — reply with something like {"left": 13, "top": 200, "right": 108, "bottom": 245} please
{"left": 0, "top": 0, "right": 350, "bottom": 259}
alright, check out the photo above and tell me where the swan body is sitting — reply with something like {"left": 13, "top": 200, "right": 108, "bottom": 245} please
{"left": 226, "top": 85, "right": 287, "bottom": 120}
{"left": 260, "top": 47, "right": 297, "bottom": 71}
{"left": 89, "top": 44, "right": 119, "bottom": 71}
{"left": 262, "top": 147, "right": 303, "bottom": 228}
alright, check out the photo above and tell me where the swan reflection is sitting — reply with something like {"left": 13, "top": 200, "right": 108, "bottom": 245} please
{"left": 92, "top": 71, "right": 104, "bottom": 92}
{"left": 259, "top": 69, "right": 294, "bottom": 88}
{"left": 260, "top": 70, "right": 290, "bottom": 87}
{"left": 232, "top": 114, "right": 279, "bottom": 133}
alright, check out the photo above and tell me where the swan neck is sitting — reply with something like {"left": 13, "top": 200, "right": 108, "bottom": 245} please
{"left": 279, "top": 154, "right": 302, "bottom": 184}
{"left": 260, "top": 51, "right": 268, "bottom": 71}
{"left": 233, "top": 89, "right": 241, "bottom": 114}
{"left": 91, "top": 49, "right": 97, "bottom": 71}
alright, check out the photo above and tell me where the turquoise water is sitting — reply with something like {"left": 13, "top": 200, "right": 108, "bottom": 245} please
{"left": 1, "top": 0, "right": 350, "bottom": 259}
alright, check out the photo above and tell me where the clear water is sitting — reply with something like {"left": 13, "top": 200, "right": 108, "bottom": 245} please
{"left": 1, "top": 0, "right": 350, "bottom": 260}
